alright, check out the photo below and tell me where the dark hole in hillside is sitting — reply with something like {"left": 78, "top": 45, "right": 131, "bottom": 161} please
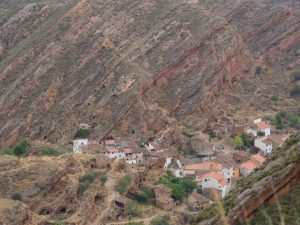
{"left": 44, "top": 136, "right": 47, "bottom": 140}
{"left": 132, "top": 130, "right": 135, "bottom": 134}
{"left": 39, "top": 208, "right": 52, "bottom": 215}
{"left": 56, "top": 206, "right": 67, "bottom": 214}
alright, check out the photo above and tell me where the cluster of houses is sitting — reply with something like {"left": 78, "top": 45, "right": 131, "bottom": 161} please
{"left": 72, "top": 118, "right": 290, "bottom": 203}
{"left": 235, "top": 118, "right": 290, "bottom": 155}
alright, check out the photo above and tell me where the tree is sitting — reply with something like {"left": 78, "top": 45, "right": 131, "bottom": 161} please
{"left": 257, "top": 131, "right": 265, "bottom": 137}
{"left": 233, "top": 136, "right": 243, "bottom": 150}
{"left": 13, "top": 140, "right": 28, "bottom": 156}
{"left": 11, "top": 192, "right": 22, "bottom": 201}
{"left": 99, "top": 173, "right": 108, "bottom": 185}
{"left": 75, "top": 128, "right": 90, "bottom": 138}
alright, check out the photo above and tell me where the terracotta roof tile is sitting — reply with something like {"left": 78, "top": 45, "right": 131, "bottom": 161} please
{"left": 202, "top": 172, "right": 226, "bottom": 186}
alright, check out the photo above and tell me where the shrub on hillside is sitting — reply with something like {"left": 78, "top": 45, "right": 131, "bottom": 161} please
{"left": 99, "top": 173, "right": 108, "bottom": 185}
{"left": 78, "top": 180, "right": 90, "bottom": 194}
{"left": 115, "top": 174, "right": 131, "bottom": 195}
{"left": 13, "top": 140, "right": 28, "bottom": 156}
{"left": 75, "top": 128, "right": 90, "bottom": 138}
{"left": 11, "top": 192, "right": 22, "bottom": 201}
{"left": 270, "top": 95, "right": 279, "bottom": 101}
{"left": 150, "top": 215, "right": 170, "bottom": 225}
{"left": 158, "top": 173, "right": 197, "bottom": 201}
{"left": 41, "top": 147, "right": 61, "bottom": 156}
{"left": 290, "top": 86, "right": 300, "bottom": 97}
{"left": 78, "top": 171, "right": 98, "bottom": 194}
{"left": 80, "top": 171, "right": 97, "bottom": 183}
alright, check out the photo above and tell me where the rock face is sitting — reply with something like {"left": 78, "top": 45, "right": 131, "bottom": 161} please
{"left": 0, "top": 0, "right": 300, "bottom": 147}
{"left": 0, "top": 154, "right": 110, "bottom": 225}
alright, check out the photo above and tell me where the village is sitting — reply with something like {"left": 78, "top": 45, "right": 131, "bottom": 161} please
{"left": 71, "top": 118, "right": 291, "bottom": 221}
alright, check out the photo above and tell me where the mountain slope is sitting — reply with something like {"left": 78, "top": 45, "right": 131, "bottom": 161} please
{"left": 0, "top": 0, "right": 300, "bottom": 148}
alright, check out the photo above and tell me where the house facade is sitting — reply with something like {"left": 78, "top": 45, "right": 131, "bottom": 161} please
{"left": 73, "top": 138, "right": 89, "bottom": 153}
{"left": 201, "top": 172, "right": 229, "bottom": 198}
{"left": 254, "top": 137, "right": 273, "bottom": 154}
{"left": 247, "top": 119, "right": 271, "bottom": 137}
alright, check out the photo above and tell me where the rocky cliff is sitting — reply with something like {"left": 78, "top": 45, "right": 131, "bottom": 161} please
{"left": 0, "top": 0, "right": 300, "bottom": 148}
{"left": 198, "top": 133, "right": 300, "bottom": 225}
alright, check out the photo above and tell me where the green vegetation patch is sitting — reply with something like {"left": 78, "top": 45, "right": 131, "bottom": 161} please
{"left": 270, "top": 95, "right": 279, "bottom": 102}
{"left": 115, "top": 174, "right": 131, "bottom": 195}
{"left": 78, "top": 171, "right": 98, "bottom": 194}
{"left": 150, "top": 215, "right": 170, "bottom": 225}
{"left": 75, "top": 128, "right": 90, "bottom": 138}
{"left": 272, "top": 112, "right": 300, "bottom": 130}
{"left": 41, "top": 147, "right": 61, "bottom": 156}
{"left": 11, "top": 192, "right": 22, "bottom": 201}
{"left": 158, "top": 172, "right": 197, "bottom": 201}
{"left": 0, "top": 140, "right": 29, "bottom": 156}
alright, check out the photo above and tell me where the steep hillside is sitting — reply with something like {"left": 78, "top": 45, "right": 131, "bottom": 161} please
{"left": 0, "top": 0, "right": 300, "bottom": 149}
{"left": 197, "top": 133, "right": 300, "bottom": 225}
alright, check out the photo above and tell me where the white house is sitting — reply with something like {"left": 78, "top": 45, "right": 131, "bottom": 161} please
{"left": 254, "top": 137, "right": 273, "bottom": 155}
{"left": 104, "top": 146, "right": 125, "bottom": 159}
{"left": 73, "top": 138, "right": 89, "bottom": 153}
{"left": 164, "top": 157, "right": 172, "bottom": 169}
{"left": 201, "top": 172, "right": 230, "bottom": 198}
{"left": 168, "top": 159, "right": 183, "bottom": 177}
{"left": 247, "top": 119, "right": 271, "bottom": 137}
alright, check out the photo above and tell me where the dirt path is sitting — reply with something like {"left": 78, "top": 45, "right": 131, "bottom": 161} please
{"left": 104, "top": 211, "right": 165, "bottom": 225}
{"left": 92, "top": 176, "right": 118, "bottom": 225}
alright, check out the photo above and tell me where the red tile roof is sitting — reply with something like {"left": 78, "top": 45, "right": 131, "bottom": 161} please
{"left": 240, "top": 160, "right": 258, "bottom": 170}
{"left": 251, "top": 154, "right": 265, "bottom": 165}
{"left": 202, "top": 172, "right": 226, "bottom": 186}
{"left": 255, "top": 122, "right": 270, "bottom": 129}
{"left": 183, "top": 162, "right": 222, "bottom": 171}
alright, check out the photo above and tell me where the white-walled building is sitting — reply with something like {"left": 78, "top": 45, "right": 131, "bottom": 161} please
{"left": 201, "top": 172, "right": 230, "bottom": 198}
{"left": 254, "top": 137, "right": 273, "bottom": 155}
{"left": 73, "top": 138, "right": 89, "bottom": 153}
{"left": 247, "top": 119, "right": 271, "bottom": 137}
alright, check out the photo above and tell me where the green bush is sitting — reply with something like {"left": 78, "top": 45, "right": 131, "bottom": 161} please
{"left": 128, "top": 200, "right": 141, "bottom": 217}
{"left": 41, "top": 147, "right": 61, "bottom": 156}
{"left": 0, "top": 148, "right": 14, "bottom": 155}
{"left": 78, "top": 171, "right": 98, "bottom": 194}
{"left": 257, "top": 131, "right": 265, "bottom": 137}
{"left": 270, "top": 95, "right": 279, "bottom": 101}
{"left": 11, "top": 192, "right": 22, "bottom": 201}
{"left": 158, "top": 173, "right": 197, "bottom": 201}
{"left": 99, "top": 173, "right": 108, "bottom": 185}
{"left": 75, "top": 128, "right": 90, "bottom": 138}
{"left": 290, "top": 86, "right": 300, "bottom": 96}
{"left": 115, "top": 174, "right": 131, "bottom": 195}
{"left": 80, "top": 171, "right": 97, "bottom": 183}
{"left": 53, "top": 220, "right": 65, "bottom": 225}
{"left": 150, "top": 215, "right": 170, "bottom": 225}
{"left": 13, "top": 140, "right": 28, "bottom": 156}
{"left": 78, "top": 180, "right": 90, "bottom": 194}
